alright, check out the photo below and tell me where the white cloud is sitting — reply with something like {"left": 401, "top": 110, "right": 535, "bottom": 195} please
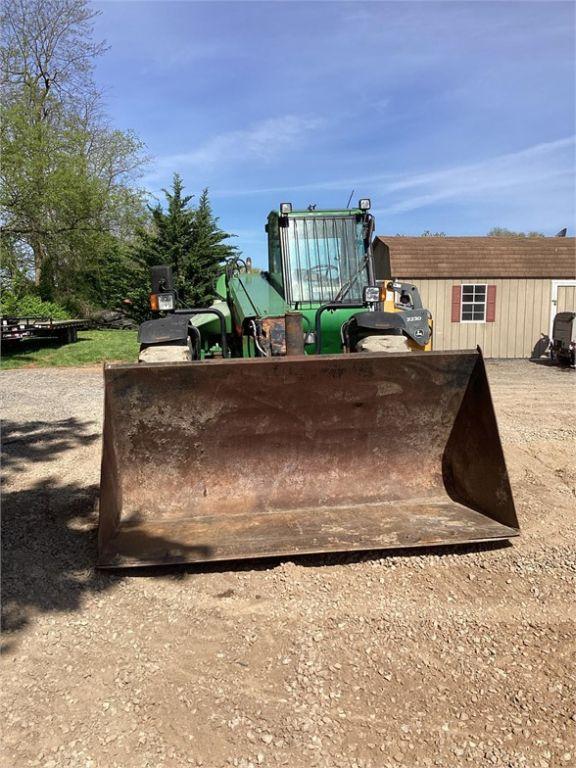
{"left": 377, "top": 136, "right": 575, "bottom": 214}
{"left": 213, "top": 136, "right": 575, "bottom": 214}
{"left": 151, "top": 115, "right": 322, "bottom": 176}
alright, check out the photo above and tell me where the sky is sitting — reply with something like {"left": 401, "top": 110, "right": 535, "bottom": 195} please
{"left": 93, "top": 0, "right": 575, "bottom": 265}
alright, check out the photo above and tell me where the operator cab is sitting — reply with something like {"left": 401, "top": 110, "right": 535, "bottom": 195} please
{"left": 266, "top": 199, "right": 374, "bottom": 307}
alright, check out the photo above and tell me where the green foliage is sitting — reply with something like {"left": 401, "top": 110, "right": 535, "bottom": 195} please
{"left": 133, "top": 175, "right": 239, "bottom": 309}
{"left": 420, "top": 230, "right": 446, "bottom": 237}
{"left": 0, "top": 292, "right": 71, "bottom": 320}
{"left": 181, "top": 187, "right": 239, "bottom": 306}
{"left": 1, "top": 0, "right": 148, "bottom": 310}
{"left": 487, "top": 228, "right": 545, "bottom": 238}
{"left": 1, "top": 2, "right": 240, "bottom": 326}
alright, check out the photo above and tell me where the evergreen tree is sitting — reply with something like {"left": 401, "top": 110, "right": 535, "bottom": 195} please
{"left": 135, "top": 175, "right": 195, "bottom": 272}
{"left": 133, "top": 176, "right": 238, "bottom": 310}
{"left": 181, "top": 187, "right": 238, "bottom": 306}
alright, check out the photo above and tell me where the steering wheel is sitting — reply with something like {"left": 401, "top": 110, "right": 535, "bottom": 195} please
{"left": 305, "top": 264, "right": 340, "bottom": 281}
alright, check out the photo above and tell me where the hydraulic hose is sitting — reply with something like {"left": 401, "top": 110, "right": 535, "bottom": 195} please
{"left": 175, "top": 308, "right": 229, "bottom": 358}
{"left": 314, "top": 302, "right": 364, "bottom": 355}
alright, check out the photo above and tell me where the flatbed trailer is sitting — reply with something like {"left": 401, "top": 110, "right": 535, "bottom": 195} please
{"left": 0, "top": 316, "right": 86, "bottom": 345}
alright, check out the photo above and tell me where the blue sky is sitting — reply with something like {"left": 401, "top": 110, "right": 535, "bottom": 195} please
{"left": 94, "top": 1, "right": 575, "bottom": 265}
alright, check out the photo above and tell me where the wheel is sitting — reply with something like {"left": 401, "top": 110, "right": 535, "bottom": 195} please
{"left": 138, "top": 340, "right": 192, "bottom": 363}
{"left": 355, "top": 334, "right": 411, "bottom": 353}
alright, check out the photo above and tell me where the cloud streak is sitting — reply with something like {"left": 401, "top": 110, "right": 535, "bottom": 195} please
{"left": 378, "top": 136, "right": 575, "bottom": 214}
{"left": 212, "top": 136, "right": 575, "bottom": 219}
{"left": 147, "top": 115, "right": 322, "bottom": 180}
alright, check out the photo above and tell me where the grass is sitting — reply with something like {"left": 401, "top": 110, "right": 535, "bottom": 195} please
{"left": 1, "top": 330, "right": 139, "bottom": 369}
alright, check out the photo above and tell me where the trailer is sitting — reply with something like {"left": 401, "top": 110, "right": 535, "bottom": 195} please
{"left": 0, "top": 316, "right": 86, "bottom": 345}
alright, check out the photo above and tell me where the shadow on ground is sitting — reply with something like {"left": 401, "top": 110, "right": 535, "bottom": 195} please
{"left": 1, "top": 418, "right": 110, "bottom": 650}
{"left": 529, "top": 357, "right": 574, "bottom": 371}
{"left": 1, "top": 415, "right": 512, "bottom": 651}
{"left": 121, "top": 539, "right": 511, "bottom": 580}
{"left": 2, "top": 418, "right": 99, "bottom": 476}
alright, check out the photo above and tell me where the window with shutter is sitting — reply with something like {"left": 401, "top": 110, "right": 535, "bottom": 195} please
{"left": 460, "top": 284, "right": 487, "bottom": 322}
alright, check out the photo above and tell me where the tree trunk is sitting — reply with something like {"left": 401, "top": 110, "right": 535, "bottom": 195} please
{"left": 32, "top": 236, "right": 47, "bottom": 287}
{"left": 33, "top": 237, "right": 55, "bottom": 300}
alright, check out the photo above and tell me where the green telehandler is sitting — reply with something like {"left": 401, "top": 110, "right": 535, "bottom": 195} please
{"left": 98, "top": 200, "right": 518, "bottom": 568}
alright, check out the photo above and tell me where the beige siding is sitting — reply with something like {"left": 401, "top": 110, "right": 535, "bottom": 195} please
{"left": 557, "top": 285, "right": 576, "bottom": 313}
{"left": 399, "top": 278, "right": 552, "bottom": 358}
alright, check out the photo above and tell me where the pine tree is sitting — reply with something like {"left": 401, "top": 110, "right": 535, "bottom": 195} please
{"left": 133, "top": 176, "right": 238, "bottom": 310}
{"left": 181, "top": 188, "right": 238, "bottom": 306}
{"left": 134, "top": 174, "right": 195, "bottom": 271}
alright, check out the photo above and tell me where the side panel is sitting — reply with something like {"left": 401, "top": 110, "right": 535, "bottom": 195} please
{"left": 400, "top": 278, "right": 553, "bottom": 358}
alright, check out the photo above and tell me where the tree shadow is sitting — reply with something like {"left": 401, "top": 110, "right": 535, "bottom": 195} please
{"left": 1, "top": 416, "right": 513, "bottom": 651}
{"left": 1, "top": 336, "right": 90, "bottom": 363}
{"left": 1, "top": 417, "right": 109, "bottom": 650}
{"left": 1, "top": 479, "right": 110, "bottom": 651}
{"left": 2, "top": 418, "right": 100, "bottom": 477}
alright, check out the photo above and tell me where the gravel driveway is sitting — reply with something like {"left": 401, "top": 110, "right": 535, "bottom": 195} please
{"left": 2, "top": 361, "right": 575, "bottom": 768}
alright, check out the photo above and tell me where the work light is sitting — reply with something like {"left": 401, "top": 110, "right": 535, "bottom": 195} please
{"left": 280, "top": 202, "right": 292, "bottom": 214}
{"left": 358, "top": 198, "right": 371, "bottom": 211}
{"left": 363, "top": 286, "right": 380, "bottom": 305}
{"left": 157, "top": 293, "right": 175, "bottom": 312}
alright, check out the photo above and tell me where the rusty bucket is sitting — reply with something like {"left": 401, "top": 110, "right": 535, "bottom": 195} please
{"left": 98, "top": 349, "right": 518, "bottom": 568}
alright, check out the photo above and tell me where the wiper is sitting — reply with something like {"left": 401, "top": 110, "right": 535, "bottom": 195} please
{"left": 332, "top": 214, "right": 375, "bottom": 303}
{"left": 332, "top": 252, "right": 370, "bottom": 303}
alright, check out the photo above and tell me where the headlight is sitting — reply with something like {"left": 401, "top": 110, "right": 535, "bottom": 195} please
{"left": 157, "top": 293, "right": 175, "bottom": 311}
{"left": 358, "top": 198, "right": 371, "bottom": 211}
{"left": 280, "top": 202, "right": 292, "bottom": 214}
{"left": 363, "top": 286, "right": 380, "bottom": 304}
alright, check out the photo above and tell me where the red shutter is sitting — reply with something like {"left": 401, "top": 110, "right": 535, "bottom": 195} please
{"left": 451, "top": 285, "right": 461, "bottom": 322}
{"left": 486, "top": 285, "right": 497, "bottom": 322}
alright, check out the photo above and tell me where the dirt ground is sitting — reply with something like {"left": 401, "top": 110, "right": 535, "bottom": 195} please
{"left": 2, "top": 360, "right": 575, "bottom": 768}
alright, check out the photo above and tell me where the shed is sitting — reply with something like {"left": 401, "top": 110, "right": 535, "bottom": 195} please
{"left": 372, "top": 236, "right": 576, "bottom": 358}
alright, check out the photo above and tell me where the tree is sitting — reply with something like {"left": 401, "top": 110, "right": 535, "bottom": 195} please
{"left": 133, "top": 176, "right": 238, "bottom": 310}
{"left": 487, "top": 227, "right": 545, "bottom": 238}
{"left": 135, "top": 174, "right": 196, "bottom": 274}
{"left": 181, "top": 187, "right": 238, "bottom": 306}
{"left": 0, "top": 0, "right": 147, "bottom": 305}
{"left": 420, "top": 230, "right": 446, "bottom": 237}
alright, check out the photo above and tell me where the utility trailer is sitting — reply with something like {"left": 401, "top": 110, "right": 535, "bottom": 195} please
{"left": 0, "top": 316, "right": 86, "bottom": 345}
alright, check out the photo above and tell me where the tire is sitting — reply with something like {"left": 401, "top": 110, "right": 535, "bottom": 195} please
{"left": 356, "top": 334, "right": 411, "bottom": 353}
{"left": 138, "top": 340, "right": 192, "bottom": 363}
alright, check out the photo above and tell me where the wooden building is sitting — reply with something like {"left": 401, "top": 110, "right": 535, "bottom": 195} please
{"left": 373, "top": 236, "right": 576, "bottom": 358}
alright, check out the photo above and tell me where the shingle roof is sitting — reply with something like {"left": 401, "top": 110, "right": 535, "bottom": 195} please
{"left": 373, "top": 236, "right": 576, "bottom": 278}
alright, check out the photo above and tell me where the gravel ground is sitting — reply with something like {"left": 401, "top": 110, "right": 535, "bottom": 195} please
{"left": 2, "top": 360, "right": 575, "bottom": 768}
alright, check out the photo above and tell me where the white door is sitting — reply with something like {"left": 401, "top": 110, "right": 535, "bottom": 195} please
{"left": 557, "top": 285, "right": 576, "bottom": 313}
{"left": 550, "top": 280, "right": 576, "bottom": 335}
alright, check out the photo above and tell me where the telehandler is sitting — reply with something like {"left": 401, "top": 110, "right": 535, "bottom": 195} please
{"left": 98, "top": 200, "right": 518, "bottom": 567}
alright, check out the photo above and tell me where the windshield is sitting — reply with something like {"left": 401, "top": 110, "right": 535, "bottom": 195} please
{"left": 281, "top": 215, "right": 367, "bottom": 304}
